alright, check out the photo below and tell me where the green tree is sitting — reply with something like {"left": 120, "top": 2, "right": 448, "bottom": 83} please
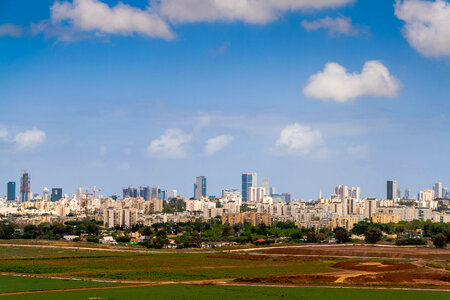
{"left": 334, "top": 227, "right": 350, "bottom": 244}
{"left": 365, "top": 227, "right": 382, "bottom": 244}
{"left": 431, "top": 233, "right": 447, "bottom": 248}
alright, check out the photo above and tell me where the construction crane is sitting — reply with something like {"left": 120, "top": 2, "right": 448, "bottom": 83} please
{"left": 92, "top": 186, "right": 101, "bottom": 200}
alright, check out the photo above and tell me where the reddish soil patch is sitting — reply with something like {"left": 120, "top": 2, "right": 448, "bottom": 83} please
{"left": 236, "top": 274, "right": 338, "bottom": 284}
{"left": 346, "top": 271, "right": 450, "bottom": 285}
{"left": 265, "top": 245, "right": 450, "bottom": 259}
{"left": 334, "top": 261, "right": 418, "bottom": 272}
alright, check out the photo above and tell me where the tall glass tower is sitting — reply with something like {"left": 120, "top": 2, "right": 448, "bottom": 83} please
{"left": 194, "top": 176, "right": 206, "bottom": 199}
{"left": 7, "top": 182, "right": 15, "bottom": 201}
{"left": 242, "top": 173, "right": 257, "bottom": 202}
{"left": 386, "top": 180, "right": 397, "bottom": 200}
{"left": 20, "top": 173, "right": 30, "bottom": 202}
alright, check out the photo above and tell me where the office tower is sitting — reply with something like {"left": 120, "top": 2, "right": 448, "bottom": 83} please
{"left": 269, "top": 186, "right": 275, "bottom": 195}
{"left": 404, "top": 188, "right": 410, "bottom": 200}
{"left": 386, "top": 180, "right": 397, "bottom": 200}
{"left": 7, "top": 181, "right": 15, "bottom": 201}
{"left": 434, "top": 182, "right": 443, "bottom": 199}
{"left": 419, "top": 189, "right": 434, "bottom": 201}
{"left": 348, "top": 187, "right": 361, "bottom": 201}
{"left": 397, "top": 188, "right": 402, "bottom": 199}
{"left": 261, "top": 178, "right": 269, "bottom": 196}
{"left": 194, "top": 176, "right": 206, "bottom": 199}
{"left": 51, "top": 188, "right": 63, "bottom": 202}
{"left": 20, "top": 172, "right": 31, "bottom": 202}
{"left": 242, "top": 173, "right": 257, "bottom": 202}
{"left": 443, "top": 187, "right": 449, "bottom": 199}
{"left": 123, "top": 187, "right": 131, "bottom": 198}
{"left": 335, "top": 185, "right": 348, "bottom": 199}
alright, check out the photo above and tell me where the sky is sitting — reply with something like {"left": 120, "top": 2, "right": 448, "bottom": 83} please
{"left": 0, "top": 0, "right": 450, "bottom": 200}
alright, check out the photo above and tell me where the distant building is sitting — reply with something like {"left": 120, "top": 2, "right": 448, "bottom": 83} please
{"left": 348, "top": 187, "right": 361, "bottom": 201}
{"left": 194, "top": 176, "right": 206, "bottom": 199}
{"left": 51, "top": 188, "right": 63, "bottom": 202}
{"left": 364, "top": 198, "right": 378, "bottom": 220}
{"left": 335, "top": 185, "right": 348, "bottom": 199}
{"left": 242, "top": 173, "right": 257, "bottom": 202}
{"left": 20, "top": 173, "right": 31, "bottom": 202}
{"left": 7, "top": 181, "right": 15, "bottom": 201}
{"left": 434, "top": 182, "right": 443, "bottom": 199}
{"left": 261, "top": 178, "right": 269, "bottom": 196}
{"left": 222, "top": 212, "right": 271, "bottom": 226}
{"left": 386, "top": 180, "right": 397, "bottom": 200}
{"left": 170, "top": 190, "right": 177, "bottom": 199}
{"left": 222, "top": 189, "right": 240, "bottom": 197}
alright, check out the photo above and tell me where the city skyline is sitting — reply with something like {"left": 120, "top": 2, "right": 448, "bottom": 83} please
{"left": 1, "top": 1, "right": 450, "bottom": 199}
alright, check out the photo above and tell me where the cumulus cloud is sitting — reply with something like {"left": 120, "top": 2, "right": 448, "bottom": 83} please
{"left": 158, "top": 0, "right": 355, "bottom": 24}
{"left": 347, "top": 144, "right": 369, "bottom": 159}
{"left": 147, "top": 128, "right": 192, "bottom": 158}
{"left": 14, "top": 128, "right": 46, "bottom": 151}
{"left": 303, "top": 61, "right": 401, "bottom": 102}
{"left": 34, "top": 0, "right": 174, "bottom": 41}
{"left": 301, "top": 16, "right": 364, "bottom": 36}
{"left": 275, "top": 123, "right": 323, "bottom": 156}
{"left": 395, "top": 0, "right": 450, "bottom": 57}
{"left": 205, "top": 134, "right": 234, "bottom": 156}
{"left": 0, "top": 24, "right": 24, "bottom": 37}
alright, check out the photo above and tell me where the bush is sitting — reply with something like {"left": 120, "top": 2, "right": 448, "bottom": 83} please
{"left": 395, "top": 238, "right": 427, "bottom": 246}
{"left": 427, "top": 262, "right": 441, "bottom": 268}
{"left": 431, "top": 233, "right": 447, "bottom": 248}
{"left": 115, "top": 236, "right": 131, "bottom": 243}
{"left": 334, "top": 227, "right": 350, "bottom": 244}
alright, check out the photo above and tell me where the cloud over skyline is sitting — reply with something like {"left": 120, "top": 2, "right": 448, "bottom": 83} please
{"left": 303, "top": 61, "right": 401, "bottom": 102}
{"left": 275, "top": 123, "right": 323, "bottom": 156}
{"left": 301, "top": 16, "right": 364, "bottom": 36}
{"left": 204, "top": 134, "right": 234, "bottom": 156}
{"left": 395, "top": 0, "right": 450, "bottom": 58}
{"left": 147, "top": 128, "right": 192, "bottom": 158}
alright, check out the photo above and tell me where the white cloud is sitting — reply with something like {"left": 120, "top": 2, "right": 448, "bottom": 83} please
{"left": 275, "top": 123, "right": 323, "bottom": 156}
{"left": 303, "top": 61, "right": 401, "bottom": 103}
{"left": 205, "top": 134, "right": 234, "bottom": 156}
{"left": 347, "top": 144, "right": 369, "bottom": 159}
{"left": 301, "top": 16, "right": 363, "bottom": 36}
{"left": 14, "top": 128, "right": 46, "bottom": 151}
{"left": 0, "top": 24, "right": 24, "bottom": 37}
{"left": 36, "top": 0, "right": 174, "bottom": 40}
{"left": 147, "top": 128, "right": 192, "bottom": 158}
{"left": 158, "top": 0, "right": 355, "bottom": 24}
{"left": 395, "top": 0, "right": 450, "bottom": 57}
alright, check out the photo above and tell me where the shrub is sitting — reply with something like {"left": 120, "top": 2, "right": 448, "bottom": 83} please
{"left": 431, "top": 233, "right": 447, "bottom": 248}
{"left": 395, "top": 238, "right": 427, "bottom": 246}
{"left": 365, "top": 227, "right": 382, "bottom": 244}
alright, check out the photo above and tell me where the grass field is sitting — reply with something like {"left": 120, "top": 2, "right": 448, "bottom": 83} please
{"left": 0, "top": 246, "right": 335, "bottom": 281}
{"left": 0, "top": 275, "right": 121, "bottom": 293}
{"left": 2, "top": 284, "right": 449, "bottom": 300}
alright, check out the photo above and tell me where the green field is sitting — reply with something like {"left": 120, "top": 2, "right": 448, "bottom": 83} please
{"left": 0, "top": 246, "right": 334, "bottom": 281}
{"left": 2, "top": 284, "right": 449, "bottom": 300}
{"left": 0, "top": 275, "right": 121, "bottom": 293}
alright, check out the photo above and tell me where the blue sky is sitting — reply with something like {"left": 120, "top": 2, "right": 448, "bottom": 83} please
{"left": 0, "top": 0, "right": 449, "bottom": 199}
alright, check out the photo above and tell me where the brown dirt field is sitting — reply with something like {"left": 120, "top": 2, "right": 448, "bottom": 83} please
{"left": 264, "top": 245, "right": 450, "bottom": 259}
{"left": 345, "top": 270, "right": 450, "bottom": 285}
{"left": 334, "top": 261, "right": 418, "bottom": 272}
{"left": 207, "top": 253, "right": 331, "bottom": 262}
{"left": 236, "top": 274, "right": 339, "bottom": 284}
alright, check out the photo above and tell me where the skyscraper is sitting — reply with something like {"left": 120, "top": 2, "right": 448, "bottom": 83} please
{"left": 7, "top": 181, "right": 15, "bottom": 201}
{"left": 434, "top": 182, "right": 443, "bottom": 199}
{"left": 261, "top": 178, "right": 269, "bottom": 196}
{"left": 386, "top": 180, "right": 397, "bottom": 200}
{"left": 242, "top": 173, "right": 257, "bottom": 202}
{"left": 51, "top": 188, "right": 63, "bottom": 202}
{"left": 194, "top": 176, "right": 206, "bottom": 199}
{"left": 335, "top": 185, "right": 348, "bottom": 199}
{"left": 20, "top": 172, "right": 30, "bottom": 202}
{"left": 404, "top": 188, "right": 410, "bottom": 200}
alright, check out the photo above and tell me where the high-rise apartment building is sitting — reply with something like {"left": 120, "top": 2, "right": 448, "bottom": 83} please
{"left": 20, "top": 173, "right": 30, "bottom": 202}
{"left": 386, "top": 180, "right": 397, "bottom": 200}
{"left": 434, "top": 182, "right": 443, "bottom": 199}
{"left": 348, "top": 187, "right": 361, "bottom": 201}
{"left": 261, "top": 178, "right": 269, "bottom": 196}
{"left": 335, "top": 185, "right": 348, "bottom": 199}
{"left": 242, "top": 173, "right": 257, "bottom": 202}
{"left": 7, "top": 181, "right": 15, "bottom": 201}
{"left": 194, "top": 176, "right": 206, "bottom": 200}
